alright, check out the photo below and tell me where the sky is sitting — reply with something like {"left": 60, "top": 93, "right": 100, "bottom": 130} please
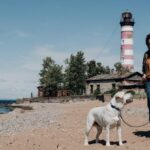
{"left": 0, "top": 0, "right": 150, "bottom": 99}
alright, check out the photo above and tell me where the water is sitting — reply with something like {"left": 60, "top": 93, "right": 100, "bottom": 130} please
{"left": 0, "top": 99, "right": 16, "bottom": 114}
{"left": 0, "top": 106, "right": 13, "bottom": 114}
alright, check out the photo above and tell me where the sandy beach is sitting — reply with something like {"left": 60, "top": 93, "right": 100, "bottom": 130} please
{"left": 0, "top": 99, "right": 150, "bottom": 150}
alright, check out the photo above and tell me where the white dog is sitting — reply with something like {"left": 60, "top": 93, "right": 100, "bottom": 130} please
{"left": 84, "top": 91, "right": 133, "bottom": 146}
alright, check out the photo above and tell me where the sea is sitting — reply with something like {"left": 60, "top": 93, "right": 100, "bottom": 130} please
{"left": 0, "top": 99, "right": 17, "bottom": 114}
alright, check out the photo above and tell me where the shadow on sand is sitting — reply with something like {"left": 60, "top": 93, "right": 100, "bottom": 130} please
{"left": 88, "top": 139, "right": 127, "bottom": 146}
{"left": 133, "top": 130, "right": 150, "bottom": 138}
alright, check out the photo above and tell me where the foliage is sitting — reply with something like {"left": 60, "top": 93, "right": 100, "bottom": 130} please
{"left": 93, "top": 88, "right": 101, "bottom": 97}
{"left": 86, "top": 60, "right": 97, "bottom": 78}
{"left": 65, "top": 51, "right": 86, "bottom": 95}
{"left": 39, "top": 57, "right": 63, "bottom": 96}
{"left": 125, "top": 90, "right": 135, "bottom": 95}
{"left": 114, "top": 62, "right": 131, "bottom": 75}
{"left": 86, "top": 60, "right": 111, "bottom": 78}
{"left": 104, "top": 88, "right": 118, "bottom": 97}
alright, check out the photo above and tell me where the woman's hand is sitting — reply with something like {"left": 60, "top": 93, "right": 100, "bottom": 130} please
{"left": 142, "top": 74, "right": 147, "bottom": 81}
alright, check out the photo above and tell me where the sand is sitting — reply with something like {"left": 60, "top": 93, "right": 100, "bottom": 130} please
{"left": 0, "top": 99, "right": 150, "bottom": 150}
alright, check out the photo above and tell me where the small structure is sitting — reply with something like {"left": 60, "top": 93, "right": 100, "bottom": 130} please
{"left": 37, "top": 86, "right": 70, "bottom": 97}
{"left": 57, "top": 90, "right": 70, "bottom": 97}
{"left": 86, "top": 72, "right": 144, "bottom": 95}
{"left": 37, "top": 86, "right": 44, "bottom": 97}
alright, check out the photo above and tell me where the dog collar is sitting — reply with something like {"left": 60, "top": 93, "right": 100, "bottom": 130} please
{"left": 110, "top": 103, "right": 120, "bottom": 112}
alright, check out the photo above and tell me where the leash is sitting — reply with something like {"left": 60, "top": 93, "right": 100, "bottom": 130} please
{"left": 119, "top": 111, "right": 149, "bottom": 127}
{"left": 110, "top": 103, "right": 149, "bottom": 127}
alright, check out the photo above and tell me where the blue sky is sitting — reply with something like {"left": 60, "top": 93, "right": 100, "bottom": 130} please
{"left": 0, "top": 0, "right": 149, "bottom": 99}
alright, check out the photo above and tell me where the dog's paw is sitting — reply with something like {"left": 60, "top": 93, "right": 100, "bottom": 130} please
{"left": 84, "top": 142, "right": 89, "bottom": 146}
{"left": 106, "top": 143, "right": 111, "bottom": 146}
{"left": 119, "top": 142, "right": 123, "bottom": 146}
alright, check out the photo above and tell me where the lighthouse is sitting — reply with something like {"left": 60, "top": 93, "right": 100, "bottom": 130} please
{"left": 120, "top": 11, "right": 135, "bottom": 71}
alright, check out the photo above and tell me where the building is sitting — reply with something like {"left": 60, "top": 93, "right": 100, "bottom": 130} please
{"left": 120, "top": 11, "right": 135, "bottom": 71}
{"left": 86, "top": 72, "right": 144, "bottom": 95}
{"left": 37, "top": 85, "right": 70, "bottom": 97}
{"left": 37, "top": 86, "right": 44, "bottom": 97}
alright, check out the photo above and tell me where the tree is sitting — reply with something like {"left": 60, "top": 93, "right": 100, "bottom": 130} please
{"left": 65, "top": 51, "right": 86, "bottom": 95}
{"left": 96, "top": 62, "right": 105, "bottom": 74}
{"left": 96, "top": 63, "right": 111, "bottom": 74}
{"left": 86, "top": 60, "right": 97, "bottom": 78}
{"left": 86, "top": 61, "right": 111, "bottom": 78}
{"left": 39, "top": 57, "right": 63, "bottom": 96}
{"left": 104, "top": 66, "right": 111, "bottom": 74}
{"left": 114, "top": 62, "right": 131, "bottom": 75}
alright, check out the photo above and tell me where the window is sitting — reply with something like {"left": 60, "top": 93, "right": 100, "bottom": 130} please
{"left": 97, "top": 84, "right": 100, "bottom": 92}
{"left": 90, "top": 85, "right": 94, "bottom": 94}
{"left": 112, "top": 83, "right": 116, "bottom": 89}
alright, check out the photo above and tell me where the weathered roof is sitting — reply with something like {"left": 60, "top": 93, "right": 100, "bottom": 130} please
{"left": 86, "top": 71, "right": 142, "bottom": 81}
{"left": 125, "top": 74, "right": 142, "bottom": 81}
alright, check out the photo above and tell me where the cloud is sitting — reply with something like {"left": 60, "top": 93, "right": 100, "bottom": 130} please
{"left": 16, "top": 30, "right": 32, "bottom": 38}
{"left": 35, "top": 45, "right": 70, "bottom": 63}
{"left": 83, "top": 47, "right": 119, "bottom": 68}
{"left": 84, "top": 47, "right": 111, "bottom": 59}
{"left": 35, "top": 45, "right": 55, "bottom": 58}
{"left": 4, "top": 44, "right": 72, "bottom": 98}
{"left": 22, "top": 45, "right": 70, "bottom": 71}
{"left": 0, "top": 72, "right": 39, "bottom": 99}
{"left": 22, "top": 45, "right": 117, "bottom": 73}
{"left": 0, "top": 78, "right": 7, "bottom": 83}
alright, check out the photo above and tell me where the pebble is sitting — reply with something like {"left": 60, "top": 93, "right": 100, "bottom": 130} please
{"left": 0, "top": 103, "right": 62, "bottom": 135}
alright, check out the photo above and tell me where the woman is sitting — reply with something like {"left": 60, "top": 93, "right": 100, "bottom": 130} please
{"left": 142, "top": 33, "right": 150, "bottom": 122}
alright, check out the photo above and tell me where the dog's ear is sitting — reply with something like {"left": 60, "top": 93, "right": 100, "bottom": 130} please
{"left": 115, "top": 91, "right": 124, "bottom": 102}
{"left": 116, "top": 96, "right": 124, "bottom": 102}
{"left": 115, "top": 91, "right": 124, "bottom": 98}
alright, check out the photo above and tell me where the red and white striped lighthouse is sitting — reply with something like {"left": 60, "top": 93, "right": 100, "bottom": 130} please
{"left": 120, "top": 11, "right": 135, "bottom": 71}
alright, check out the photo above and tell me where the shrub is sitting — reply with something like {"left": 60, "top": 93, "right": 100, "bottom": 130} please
{"left": 125, "top": 90, "right": 135, "bottom": 95}
{"left": 104, "top": 88, "right": 118, "bottom": 97}
{"left": 94, "top": 88, "right": 101, "bottom": 97}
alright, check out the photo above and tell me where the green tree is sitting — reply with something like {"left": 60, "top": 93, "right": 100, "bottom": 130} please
{"left": 96, "top": 63, "right": 111, "bottom": 74}
{"left": 104, "top": 66, "right": 111, "bottom": 74}
{"left": 39, "top": 57, "right": 63, "bottom": 96}
{"left": 65, "top": 51, "right": 86, "bottom": 95}
{"left": 95, "top": 62, "right": 104, "bottom": 74}
{"left": 86, "top": 60, "right": 97, "bottom": 78}
{"left": 114, "top": 62, "right": 130, "bottom": 75}
{"left": 86, "top": 61, "right": 111, "bottom": 78}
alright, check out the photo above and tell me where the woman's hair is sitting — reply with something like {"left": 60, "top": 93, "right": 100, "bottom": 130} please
{"left": 146, "top": 33, "right": 150, "bottom": 46}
